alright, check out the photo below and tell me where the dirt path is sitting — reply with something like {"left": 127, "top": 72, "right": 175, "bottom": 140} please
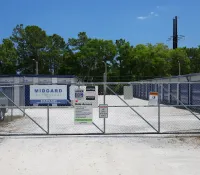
{"left": 0, "top": 136, "right": 200, "bottom": 175}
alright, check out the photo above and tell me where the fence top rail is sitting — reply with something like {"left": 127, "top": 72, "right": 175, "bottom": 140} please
{"left": 131, "top": 82, "right": 200, "bottom": 84}
{"left": 0, "top": 85, "right": 23, "bottom": 88}
{"left": 0, "top": 82, "right": 132, "bottom": 85}
{"left": 0, "top": 81, "right": 200, "bottom": 85}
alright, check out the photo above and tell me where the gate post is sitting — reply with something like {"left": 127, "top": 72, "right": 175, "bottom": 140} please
{"left": 103, "top": 73, "right": 106, "bottom": 134}
{"left": 11, "top": 85, "right": 14, "bottom": 121}
{"left": 23, "top": 76, "right": 26, "bottom": 117}
{"left": 177, "top": 83, "right": 180, "bottom": 105}
{"left": 189, "top": 82, "right": 191, "bottom": 105}
{"left": 168, "top": 83, "right": 171, "bottom": 104}
{"left": 158, "top": 87, "right": 161, "bottom": 133}
{"left": 47, "top": 104, "right": 50, "bottom": 134}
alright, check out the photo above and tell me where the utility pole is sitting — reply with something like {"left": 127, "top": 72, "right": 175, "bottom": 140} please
{"left": 32, "top": 59, "right": 39, "bottom": 75}
{"left": 173, "top": 16, "right": 178, "bottom": 49}
{"left": 167, "top": 16, "right": 184, "bottom": 49}
{"left": 178, "top": 61, "right": 181, "bottom": 76}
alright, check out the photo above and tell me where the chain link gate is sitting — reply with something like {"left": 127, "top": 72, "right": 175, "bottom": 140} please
{"left": 0, "top": 85, "right": 48, "bottom": 135}
{"left": 104, "top": 83, "right": 159, "bottom": 134}
{"left": 0, "top": 82, "right": 200, "bottom": 136}
{"left": 159, "top": 83, "right": 200, "bottom": 134}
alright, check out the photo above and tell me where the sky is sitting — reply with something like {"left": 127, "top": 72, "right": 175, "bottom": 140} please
{"left": 1, "top": 0, "right": 200, "bottom": 48}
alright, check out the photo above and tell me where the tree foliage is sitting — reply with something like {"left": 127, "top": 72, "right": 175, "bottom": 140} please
{"left": 0, "top": 24, "right": 199, "bottom": 81}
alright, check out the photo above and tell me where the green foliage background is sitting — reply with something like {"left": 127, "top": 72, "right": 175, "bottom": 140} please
{"left": 0, "top": 24, "right": 198, "bottom": 81}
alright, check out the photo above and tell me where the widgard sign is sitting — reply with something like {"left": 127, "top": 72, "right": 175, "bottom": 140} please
{"left": 30, "top": 85, "right": 67, "bottom": 104}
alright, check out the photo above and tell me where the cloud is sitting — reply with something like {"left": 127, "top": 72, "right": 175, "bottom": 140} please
{"left": 137, "top": 11, "right": 159, "bottom": 20}
{"left": 137, "top": 16, "right": 149, "bottom": 20}
{"left": 156, "top": 6, "right": 160, "bottom": 9}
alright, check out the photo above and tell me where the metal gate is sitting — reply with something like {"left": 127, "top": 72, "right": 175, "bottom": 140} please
{"left": 0, "top": 82, "right": 200, "bottom": 136}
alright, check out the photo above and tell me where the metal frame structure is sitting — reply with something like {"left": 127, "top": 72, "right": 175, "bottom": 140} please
{"left": 0, "top": 81, "right": 200, "bottom": 136}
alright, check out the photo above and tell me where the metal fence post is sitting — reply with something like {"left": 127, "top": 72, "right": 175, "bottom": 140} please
{"left": 47, "top": 104, "right": 50, "bottom": 134}
{"left": 23, "top": 76, "right": 26, "bottom": 117}
{"left": 11, "top": 85, "right": 14, "bottom": 121}
{"left": 103, "top": 73, "right": 106, "bottom": 133}
{"left": 168, "top": 83, "right": 171, "bottom": 104}
{"left": 177, "top": 83, "right": 179, "bottom": 105}
{"left": 158, "top": 84, "right": 161, "bottom": 133}
{"left": 189, "top": 82, "right": 191, "bottom": 105}
{"left": 145, "top": 83, "right": 148, "bottom": 99}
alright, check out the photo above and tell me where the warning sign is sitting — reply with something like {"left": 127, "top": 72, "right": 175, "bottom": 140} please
{"left": 148, "top": 92, "right": 158, "bottom": 106}
{"left": 99, "top": 104, "right": 108, "bottom": 118}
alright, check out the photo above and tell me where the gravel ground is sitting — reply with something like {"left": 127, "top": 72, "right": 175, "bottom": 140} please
{"left": 0, "top": 95, "right": 200, "bottom": 174}
{"left": 1, "top": 96, "right": 200, "bottom": 134}
{"left": 0, "top": 136, "right": 200, "bottom": 175}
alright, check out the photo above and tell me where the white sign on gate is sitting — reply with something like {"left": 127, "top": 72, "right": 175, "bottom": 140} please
{"left": 99, "top": 104, "right": 108, "bottom": 118}
{"left": 85, "top": 86, "right": 98, "bottom": 108}
{"left": 75, "top": 89, "right": 84, "bottom": 101}
{"left": 74, "top": 102, "right": 93, "bottom": 124}
{"left": 148, "top": 92, "right": 158, "bottom": 106}
{"left": 70, "top": 85, "right": 98, "bottom": 108}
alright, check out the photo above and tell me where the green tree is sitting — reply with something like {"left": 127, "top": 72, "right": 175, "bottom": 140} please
{"left": 58, "top": 47, "right": 79, "bottom": 75}
{"left": 44, "top": 34, "right": 66, "bottom": 75}
{"left": 11, "top": 24, "right": 47, "bottom": 74}
{"left": 78, "top": 38, "right": 117, "bottom": 81}
{"left": 169, "top": 48, "right": 190, "bottom": 76}
{"left": 185, "top": 47, "right": 200, "bottom": 73}
{"left": 115, "top": 39, "right": 132, "bottom": 81}
{"left": 68, "top": 32, "right": 89, "bottom": 51}
{"left": 0, "top": 39, "right": 17, "bottom": 74}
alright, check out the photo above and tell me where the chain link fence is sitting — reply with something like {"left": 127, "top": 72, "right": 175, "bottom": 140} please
{"left": 0, "top": 82, "right": 200, "bottom": 135}
{"left": 0, "top": 85, "right": 47, "bottom": 135}
{"left": 132, "top": 82, "right": 200, "bottom": 133}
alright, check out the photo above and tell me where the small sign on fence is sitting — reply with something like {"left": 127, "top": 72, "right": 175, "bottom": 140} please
{"left": 74, "top": 102, "right": 93, "bottom": 124}
{"left": 75, "top": 89, "right": 84, "bottom": 101}
{"left": 148, "top": 92, "right": 158, "bottom": 106}
{"left": 99, "top": 104, "right": 108, "bottom": 118}
{"left": 70, "top": 85, "right": 98, "bottom": 108}
{"left": 85, "top": 86, "right": 98, "bottom": 108}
